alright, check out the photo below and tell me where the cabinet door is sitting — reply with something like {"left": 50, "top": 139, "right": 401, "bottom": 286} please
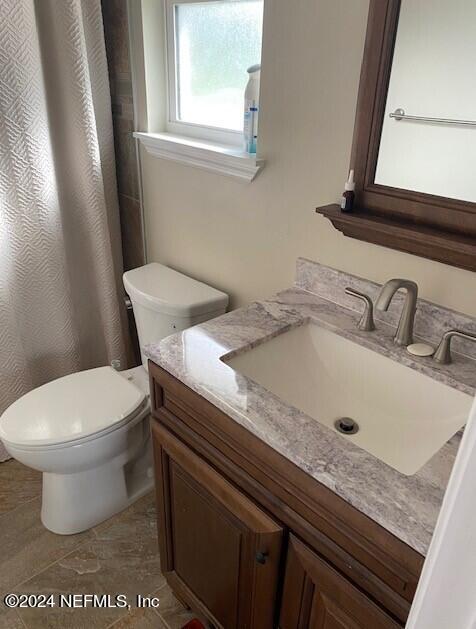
{"left": 280, "top": 536, "right": 402, "bottom": 629}
{"left": 152, "top": 422, "right": 283, "bottom": 629}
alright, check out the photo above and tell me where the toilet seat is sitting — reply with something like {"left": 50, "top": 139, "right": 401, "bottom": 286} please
{"left": 0, "top": 366, "right": 146, "bottom": 450}
{"left": 3, "top": 400, "right": 149, "bottom": 452}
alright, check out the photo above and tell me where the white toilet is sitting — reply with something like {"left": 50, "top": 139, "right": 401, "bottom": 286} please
{"left": 0, "top": 263, "right": 228, "bottom": 534}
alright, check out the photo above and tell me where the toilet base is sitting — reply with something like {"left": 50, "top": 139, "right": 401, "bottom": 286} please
{"left": 41, "top": 435, "right": 154, "bottom": 535}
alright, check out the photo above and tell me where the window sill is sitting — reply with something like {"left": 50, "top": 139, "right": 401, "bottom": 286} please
{"left": 133, "top": 132, "right": 264, "bottom": 182}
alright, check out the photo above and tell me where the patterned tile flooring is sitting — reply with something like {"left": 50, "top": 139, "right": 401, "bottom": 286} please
{"left": 0, "top": 460, "right": 199, "bottom": 628}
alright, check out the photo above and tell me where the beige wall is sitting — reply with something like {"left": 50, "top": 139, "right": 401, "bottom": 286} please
{"left": 140, "top": 0, "right": 475, "bottom": 315}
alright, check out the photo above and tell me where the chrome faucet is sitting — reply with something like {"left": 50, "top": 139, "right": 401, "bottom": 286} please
{"left": 433, "top": 329, "right": 476, "bottom": 364}
{"left": 375, "top": 279, "right": 418, "bottom": 346}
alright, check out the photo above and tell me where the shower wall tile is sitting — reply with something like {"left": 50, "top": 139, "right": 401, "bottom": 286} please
{"left": 101, "top": 0, "right": 131, "bottom": 78}
{"left": 118, "top": 194, "right": 145, "bottom": 271}
{"left": 102, "top": 0, "right": 143, "bottom": 367}
{"left": 101, "top": 0, "right": 143, "bottom": 274}
{"left": 113, "top": 117, "right": 139, "bottom": 200}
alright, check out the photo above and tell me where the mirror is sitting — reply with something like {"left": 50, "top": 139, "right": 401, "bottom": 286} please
{"left": 375, "top": 0, "right": 476, "bottom": 203}
{"left": 316, "top": 0, "right": 476, "bottom": 272}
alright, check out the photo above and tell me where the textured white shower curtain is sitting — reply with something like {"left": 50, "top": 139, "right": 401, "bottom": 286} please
{"left": 0, "top": 0, "right": 130, "bottom": 460}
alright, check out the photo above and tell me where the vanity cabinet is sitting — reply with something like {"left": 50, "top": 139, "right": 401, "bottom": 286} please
{"left": 280, "top": 536, "right": 400, "bottom": 629}
{"left": 150, "top": 362, "right": 424, "bottom": 629}
{"left": 153, "top": 422, "right": 283, "bottom": 628}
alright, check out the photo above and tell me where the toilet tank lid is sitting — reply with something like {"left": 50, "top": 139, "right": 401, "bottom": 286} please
{"left": 123, "top": 263, "right": 229, "bottom": 318}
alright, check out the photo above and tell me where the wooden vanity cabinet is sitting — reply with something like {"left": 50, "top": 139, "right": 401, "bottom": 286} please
{"left": 153, "top": 422, "right": 283, "bottom": 628}
{"left": 280, "top": 536, "right": 400, "bottom": 629}
{"left": 150, "top": 363, "right": 424, "bottom": 629}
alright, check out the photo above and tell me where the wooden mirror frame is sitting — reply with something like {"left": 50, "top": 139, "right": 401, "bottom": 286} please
{"left": 317, "top": 0, "right": 476, "bottom": 271}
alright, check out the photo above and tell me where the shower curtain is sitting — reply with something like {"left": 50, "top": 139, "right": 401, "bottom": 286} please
{"left": 0, "top": 0, "right": 130, "bottom": 461}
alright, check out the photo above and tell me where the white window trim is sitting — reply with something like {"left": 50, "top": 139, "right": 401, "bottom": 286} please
{"left": 133, "top": 131, "right": 263, "bottom": 182}
{"left": 128, "top": 0, "right": 265, "bottom": 183}
{"left": 165, "top": 0, "right": 245, "bottom": 148}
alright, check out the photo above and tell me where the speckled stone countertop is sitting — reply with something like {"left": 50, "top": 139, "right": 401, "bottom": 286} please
{"left": 146, "top": 258, "right": 476, "bottom": 556}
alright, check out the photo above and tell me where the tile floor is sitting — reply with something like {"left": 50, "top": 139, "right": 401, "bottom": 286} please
{"left": 0, "top": 460, "right": 199, "bottom": 629}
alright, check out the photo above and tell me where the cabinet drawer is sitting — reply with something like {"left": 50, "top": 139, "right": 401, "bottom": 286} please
{"left": 152, "top": 421, "right": 283, "bottom": 629}
{"left": 280, "top": 535, "right": 402, "bottom": 629}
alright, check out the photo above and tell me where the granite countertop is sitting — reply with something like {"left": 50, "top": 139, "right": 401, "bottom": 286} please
{"left": 145, "top": 258, "right": 476, "bottom": 556}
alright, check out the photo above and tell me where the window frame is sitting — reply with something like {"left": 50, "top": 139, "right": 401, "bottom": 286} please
{"left": 164, "top": 0, "right": 258, "bottom": 147}
{"left": 128, "top": 0, "right": 264, "bottom": 181}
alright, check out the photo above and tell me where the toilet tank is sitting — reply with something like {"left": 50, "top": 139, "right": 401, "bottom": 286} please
{"left": 123, "top": 263, "right": 229, "bottom": 369}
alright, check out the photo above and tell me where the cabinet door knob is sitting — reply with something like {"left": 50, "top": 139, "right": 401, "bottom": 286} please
{"left": 256, "top": 551, "right": 268, "bottom": 565}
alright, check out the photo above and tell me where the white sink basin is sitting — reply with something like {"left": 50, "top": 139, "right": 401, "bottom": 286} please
{"left": 225, "top": 323, "right": 473, "bottom": 475}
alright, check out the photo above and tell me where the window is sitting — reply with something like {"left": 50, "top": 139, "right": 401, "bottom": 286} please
{"left": 166, "top": 0, "right": 264, "bottom": 145}
{"left": 131, "top": 0, "right": 265, "bottom": 181}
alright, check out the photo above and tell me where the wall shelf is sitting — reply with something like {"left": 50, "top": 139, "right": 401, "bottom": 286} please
{"left": 316, "top": 204, "right": 476, "bottom": 271}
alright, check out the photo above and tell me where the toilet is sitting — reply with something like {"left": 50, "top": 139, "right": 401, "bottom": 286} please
{"left": 0, "top": 263, "right": 228, "bottom": 534}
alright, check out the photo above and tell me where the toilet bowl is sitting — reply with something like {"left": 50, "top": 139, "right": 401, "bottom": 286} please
{"left": 0, "top": 263, "right": 228, "bottom": 534}
{"left": 0, "top": 366, "right": 153, "bottom": 534}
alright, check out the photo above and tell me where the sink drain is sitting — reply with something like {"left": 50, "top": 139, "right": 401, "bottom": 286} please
{"left": 334, "top": 417, "right": 359, "bottom": 435}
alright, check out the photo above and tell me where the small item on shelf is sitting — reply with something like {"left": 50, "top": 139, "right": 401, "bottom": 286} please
{"left": 340, "top": 169, "right": 355, "bottom": 212}
{"left": 243, "top": 64, "right": 261, "bottom": 154}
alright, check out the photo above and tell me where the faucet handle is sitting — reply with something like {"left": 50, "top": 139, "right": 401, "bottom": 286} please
{"left": 433, "top": 329, "right": 476, "bottom": 365}
{"left": 345, "top": 287, "right": 375, "bottom": 332}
